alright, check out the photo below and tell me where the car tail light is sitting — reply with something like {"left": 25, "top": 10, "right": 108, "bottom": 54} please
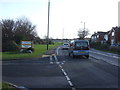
{"left": 88, "top": 45, "right": 90, "bottom": 50}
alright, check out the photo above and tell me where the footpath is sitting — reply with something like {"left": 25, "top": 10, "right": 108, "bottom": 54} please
{"left": 90, "top": 48, "right": 120, "bottom": 67}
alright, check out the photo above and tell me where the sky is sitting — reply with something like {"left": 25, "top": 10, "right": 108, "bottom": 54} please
{"left": 0, "top": 0, "right": 119, "bottom": 39}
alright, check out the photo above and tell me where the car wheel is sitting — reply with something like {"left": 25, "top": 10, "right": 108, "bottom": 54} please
{"left": 86, "top": 55, "right": 89, "bottom": 59}
{"left": 71, "top": 53, "right": 75, "bottom": 58}
{"left": 69, "top": 53, "right": 70, "bottom": 56}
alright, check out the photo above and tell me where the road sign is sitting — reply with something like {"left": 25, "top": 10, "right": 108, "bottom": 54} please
{"left": 21, "top": 41, "right": 32, "bottom": 49}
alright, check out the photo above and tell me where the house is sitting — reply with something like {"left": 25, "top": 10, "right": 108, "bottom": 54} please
{"left": 91, "top": 26, "right": 120, "bottom": 45}
{"left": 91, "top": 33, "right": 97, "bottom": 42}
{"left": 91, "top": 32, "right": 108, "bottom": 43}
{"left": 108, "top": 26, "right": 120, "bottom": 45}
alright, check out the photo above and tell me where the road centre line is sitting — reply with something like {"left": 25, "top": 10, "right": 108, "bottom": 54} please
{"left": 90, "top": 51, "right": 119, "bottom": 59}
{"left": 68, "top": 81, "right": 73, "bottom": 87}
{"left": 54, "top": 55, "right": 76, "bottom": 90}
{"left": 63, "top": 71, "right": 67, "bottom": 76}
{"left": 65, "top": 76, "right": 70, "bottom": 81}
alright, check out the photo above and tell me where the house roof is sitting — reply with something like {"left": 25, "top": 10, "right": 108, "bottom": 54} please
{"left": 112, "top": 26, "right": 120, "bottom": 31}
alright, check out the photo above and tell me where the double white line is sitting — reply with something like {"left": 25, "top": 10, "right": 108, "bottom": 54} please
{"left": 50, "top": 55, "right": 76, "bottom": 90}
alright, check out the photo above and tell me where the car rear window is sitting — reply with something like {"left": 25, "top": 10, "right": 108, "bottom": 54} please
{"left": 75, "top": 42, "right": 88, "bottom": 47}
{"left": 64, "top": 44, "right": 69, "bottom": 45}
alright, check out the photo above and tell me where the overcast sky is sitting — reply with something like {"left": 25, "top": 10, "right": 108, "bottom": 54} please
{"left": 0, "top": 0, "right": 119, "bottom": 39}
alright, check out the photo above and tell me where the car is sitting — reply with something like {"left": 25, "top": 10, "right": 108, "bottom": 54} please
{"left": 62, "top": 43, "right": 70, "bottom": 50}
{"left": 68, "top": 40, "right": 90, "bottom": 58}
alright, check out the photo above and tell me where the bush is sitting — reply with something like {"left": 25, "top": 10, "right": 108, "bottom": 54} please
{"left": 2, "top": 41, "right": 19, "bottom": 52}
{"left": 90, "top": 42, "right": 110, "bottom": 50}
{"left": 90, "top": 42, "right": 120, "bottom": 54}
{"left": 109, "top": 46, "right": 120, "bottom": 52}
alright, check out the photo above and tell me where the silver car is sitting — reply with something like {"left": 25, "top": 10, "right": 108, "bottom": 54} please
{"left": 62, "top": 43, "right": 69, "bottom": 50}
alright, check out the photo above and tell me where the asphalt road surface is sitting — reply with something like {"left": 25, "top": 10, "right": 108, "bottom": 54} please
{"left": 2, "top": 46, "right": 119, "bottom": 90}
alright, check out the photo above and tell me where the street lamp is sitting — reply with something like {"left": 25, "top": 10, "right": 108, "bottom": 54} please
{"left": 47, "top": 0, "right": 50, "bottom": 50}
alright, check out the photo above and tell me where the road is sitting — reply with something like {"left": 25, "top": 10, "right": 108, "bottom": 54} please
{"left": 2, "top": 46, "right": 119, "bottom": 90}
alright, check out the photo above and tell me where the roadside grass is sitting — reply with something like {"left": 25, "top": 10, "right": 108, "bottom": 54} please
{"left": 93, "top": 48, "right": 120, "bottom": 55}
{"left": 2, "top": 42, "right": 62, "bottom": 60}
{"left": 2, "top": 82, "right": 16, "bottom": 90}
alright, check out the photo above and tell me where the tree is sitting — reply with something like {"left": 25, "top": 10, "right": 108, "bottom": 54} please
{"left": 1, "top": 19, "right": 15, "bottom": 43}
{"left": 13, "top": 17, "right": 37, "bottom": 44}
{"left": 77, "top": 28, "right": 90, "bottom": 39}
{"left": 1, "top": 17, "right": 37, "bottom": 52}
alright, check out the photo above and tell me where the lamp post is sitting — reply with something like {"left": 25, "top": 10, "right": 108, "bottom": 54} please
{"left": 47, "top": 0, "right": 50, "bottom": 50}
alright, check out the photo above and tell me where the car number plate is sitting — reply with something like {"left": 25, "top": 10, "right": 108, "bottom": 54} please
{"left": 80, "top": 52, "right": 85, "bottom": 53}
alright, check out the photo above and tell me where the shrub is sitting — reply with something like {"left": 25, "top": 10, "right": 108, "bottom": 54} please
{"left": 2, "top": 41, "right": 19, "bottom": 52}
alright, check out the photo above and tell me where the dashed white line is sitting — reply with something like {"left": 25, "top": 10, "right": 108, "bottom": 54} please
{"left": 63, "top": 71, "right": 67, "bottom": 76}
{"left": 68, "top": 81, "right": 73, "bottom": 87}
{"left": 65, "top": 76, "right": 70, "bottom": 81}
{"left": 61, "top": 69, "right": 65, "bottom": 72}
{"left": 53, "top": 55, "right": 76, "bottom": 90}
{"left": 59, "top": 65, "right": 62, "bottom": 69}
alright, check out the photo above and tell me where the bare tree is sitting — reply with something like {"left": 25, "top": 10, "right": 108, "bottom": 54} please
{"left": 1, "top": 17, "right": 37, "bottom": 51}
{"left": 77, "top": 28, "right": 90, "bottom": 39}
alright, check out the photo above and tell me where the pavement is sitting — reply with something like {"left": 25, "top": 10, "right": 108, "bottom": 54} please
{"left": 90, "top": 48, "right": 119, "bottom": 67}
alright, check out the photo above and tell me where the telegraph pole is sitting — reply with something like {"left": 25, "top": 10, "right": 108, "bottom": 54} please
{"left": 62, "top": 28, "right": 64, "bottom": 43}
{"left": 47, "top": 0, "right": 50, "bottom": 50}
{"left": 83, "top": 22, "right": 85, "bottom": 39}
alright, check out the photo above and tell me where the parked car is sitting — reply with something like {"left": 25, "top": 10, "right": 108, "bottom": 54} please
{"left": 62, "top": 43, "right": 70, "bottom": 50}
{"left": 68, "top": 40, "right": 90, "bottom": 58}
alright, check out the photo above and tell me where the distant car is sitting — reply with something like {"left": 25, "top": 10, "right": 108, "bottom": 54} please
{"left": 68, "top": 40, "right": 90, "bottom": 58}
{"left": 62, "top": 43, "right": 70, "bottom": 50}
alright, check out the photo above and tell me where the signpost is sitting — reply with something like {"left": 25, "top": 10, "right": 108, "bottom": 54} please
{"left": 20, "top": 41, "right": 33, "bottom": 53}
{"left": 21, "top": 41, "right": 32, "bottom": 49}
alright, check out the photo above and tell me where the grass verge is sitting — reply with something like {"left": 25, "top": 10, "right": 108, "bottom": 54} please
{"left": 2, "top": 82, "right": 16, "bottom": 90}
{"left": 93, "top": 48, "right": 120, "bottom": 55}
{"left": 2, "top": 42, "right": 62, "bottom": 60}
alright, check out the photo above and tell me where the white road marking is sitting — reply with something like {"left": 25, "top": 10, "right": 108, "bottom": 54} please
{"left": 59, "top": 65, "right": 62, "bottom": 69}
{"left": 54, "top": 55, "right": 60, "bottom": 64}
{"left": 72, "top": 87, "right": 76, "bottom": 90}
{"left": 63, "top": 71, "right": 67, "bottom": 76}
{"left": 68, "top": 81, "right": 73, "bottom": 87}
{"left": 56, "top": 47, "right": 60, "bottom": 55}
{"left": 50, "top": 56, "right": 53, "bottom": 64}
{"left": 90, "top": 50, "right": 119, "bottom": 59}
{"left": 3, "top": 81, "right": 28, "bottom": 90}
{"left": 61, "top": 69, "right": 65, "bottom": 72}
{"left": 53, "top": 55, "right": 76, "bottom": 90}
{"left": 65, "top": 75, "right": 70, "bottom": 81}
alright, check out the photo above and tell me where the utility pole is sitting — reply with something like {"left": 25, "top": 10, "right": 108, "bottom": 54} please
{"left": 62, "top": 28, "right": 64, "bottom": 43}
{"left": 47, "top": 0, "right": 50, "bottom": 50}
{"left": 83, "top": 22, "right": 85, "bottom": 39}
{"left": 81, "top": 21, "right": 86, "bottom": 39}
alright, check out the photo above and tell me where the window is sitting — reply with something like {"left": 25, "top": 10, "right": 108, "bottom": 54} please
{"left": 75, "top": 42, "right": 88, "bottom": 47}
{"left": 97, "top": 35, "right": 99, "bottom": 38}
{"left": 112, "top": 32, "right": 115, "bottom": 36}
{"left": 111, "top": 39, "right": 115, "bottom": 44}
